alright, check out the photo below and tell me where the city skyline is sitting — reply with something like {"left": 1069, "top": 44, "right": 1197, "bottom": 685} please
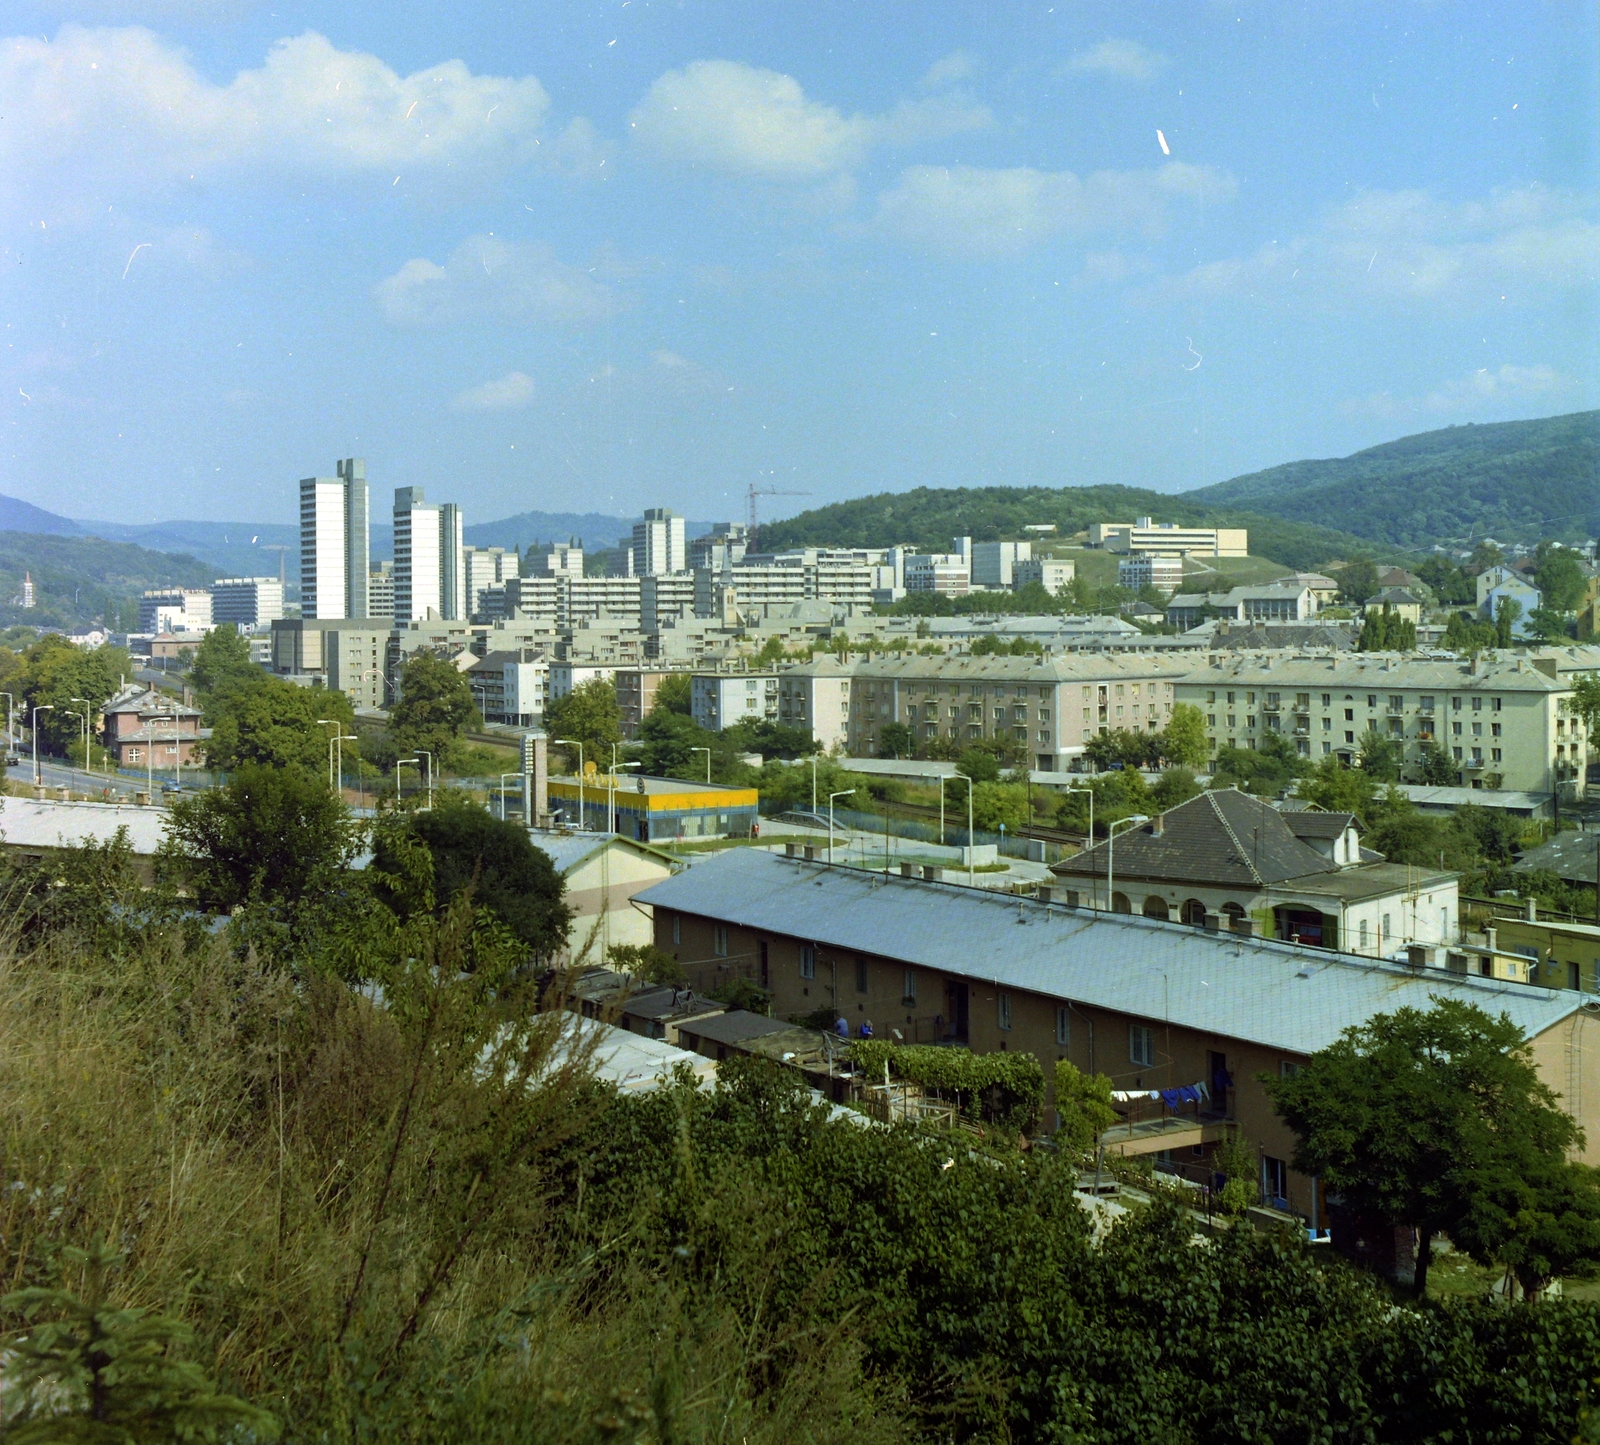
{"left": 3, "top": 2, "right": 1596, "bottom": 528}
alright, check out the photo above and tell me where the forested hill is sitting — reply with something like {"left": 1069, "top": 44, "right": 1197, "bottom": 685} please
{"left": 757, "top": 485, "right": 1393, "bottom": 572}
{"left": 1184, "top": 411, "right": 1599, "bottom": 548}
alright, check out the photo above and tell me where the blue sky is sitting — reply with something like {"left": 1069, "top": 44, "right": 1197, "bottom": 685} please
{"left": 2, "top": 0, "right": 1596, "bottom": 529}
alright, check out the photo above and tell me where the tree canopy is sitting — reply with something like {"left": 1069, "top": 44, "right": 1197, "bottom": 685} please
{"left": 205, "top": 675, "right": 356, "bottom": 775}
{"left": 543, "top": 677, "right": 621, "bottom": 766}
{"left": 391, "top": 653, "right": 480, "bottom": 765}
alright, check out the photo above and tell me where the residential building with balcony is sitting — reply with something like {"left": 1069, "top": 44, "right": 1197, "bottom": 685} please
{"left": 616, "top": 668, "right": 692, "bottom": 738}
{"left": 269, "top": 618, "right": 390, "bottom": 710}
{"left": 846, "top": 653, "right": 1194, "bottom": 772}
{"left": 775, "top": 656, "right": 854, "bottom": 751}
{"left": 465, "top": 648, "right": 547, "bottom": 727}
{"left": 1176, "top": 651, "right": 1586, "bottom": 797}
{"left": 692, "top": 670, "right": 780, "bottom": 731}
{"left": 1117, "top": 552, "right": 1185, "bottom": 596}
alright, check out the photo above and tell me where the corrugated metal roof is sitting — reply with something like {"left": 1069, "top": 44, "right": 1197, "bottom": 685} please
{"left": 636, "top": 849, "right": 1581, "bottom": 1055}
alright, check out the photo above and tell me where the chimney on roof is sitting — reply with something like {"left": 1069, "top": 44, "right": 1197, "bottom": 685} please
{"left": 1151, "top": 813, "right": 1165, "bottom": 836}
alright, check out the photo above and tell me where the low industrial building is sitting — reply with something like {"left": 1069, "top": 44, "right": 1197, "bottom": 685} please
{"left": 635, "top": 848, "right": 1597, "bottom": 1227}
{"left": 0, "top": 796, "right": 168, "bottom": 878}
{"left": 527, "top": 831, "right": 680, "bottom": 963}
{"left": 545, "top": 774, "right": 759, "bottom": 842}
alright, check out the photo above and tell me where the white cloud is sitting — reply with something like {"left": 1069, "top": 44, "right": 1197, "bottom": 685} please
{"left": 873, "top": 162, "right": 1236, "bottom": 258}
{"left": 452, "top": 370, "right": 535, "bottom": 411}
{"left": 375, "top": 236, "right": 623, "bottom": 327}
{"left": 1066, "top": 39, "right": 1167, "bottom": 83}
{"left": 920, "top": 51, "right": 975, "bottom": 90}
{"left": 0, "top": 26, "right": 564, "bottom": 204}
{"left": 1161, "top": 185, "right": 1598, "bottom": 306}
{"left": 1344, "top": 364, "right": 1576, "bottom": 421}
{"left": 628, "top": 59, "right": 989, "bottom": 180}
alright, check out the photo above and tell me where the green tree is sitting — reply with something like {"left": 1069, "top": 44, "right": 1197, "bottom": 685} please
{"left": 1575, "top": 674, "right": 1600, "bottom": 748}
{"left": 1150, "top": 766, "right": 1201, "bottom": 811}
{"left": 160, "top": 761, "right": 361, "bottom": 912}
{"left": 1453, "top": 1155, "right": 1600, "bottom": 1300}
{"left": 638, "top": 707, "right": 724, "bottom": 779}
{"left": 1336, "top": 558, "right": 1380, "bottom": 605}
{"left": 543, "top": 677, "right": 621, "bottom": 767}
{"left": 1052, "top": 1059, "right": 1115, "bottom": 1159}
{"left": 1358, "top": 604, "right": 1417, "bottom": 652}
{"left": 391, "top": 652, "right": 480, "bottom": 766}
{"left": 187, "top": 625, "right": 257, "bottom": 701}
{"left": 1211, "top": 731, "right": 1307, "bottom": 796}
{"left": 1526, "top": 606, "right": 1572, "bottom": 642}
{"left": 377, "top": 800, "right": 571, "bottom": 962}
{"left": 1534, "top": 542, "right": 1589, "bottom": 613}
{"left": 1416, "top": 557, "right": 1474, "bottom": 605}
{"left": 206, "top": 675, "right": 355, "bottom": 774}
{"left": 722, "top": 717, "right": 818, "bottom": 761}
{"left": 1495, "top": 595, "right": 1522, "bottom": 647}
{"left": 1443, "top": 610, "right": 1498, "bottom": 652}
{"left": 651, "top": 671, "right": 692, "bottom": 716}
{"left": 1266, "top": 998, "right": 1583, "bottom": 1298}
{"left": 0, "top": 1238, "right": 278, "bottom": 1443}
{"left": 1468, "top": 539, "right": 1503, "bottom": 573}
{"left": 1357, "top": 727, "right": 1404, "bottom": 781}
{"left": 1414, "top": 741, "right": 1459, "bottom": 785}
{"left": 1159, "top": 703, "right": 1208, "bottom": 767}
{"left": 1213, "top": 1128, "right": 1259, "bottom": 1215}
{"left": 877, "top": 721, "right": 915, "bottom": 758}
{"left": 607, "top": 941, "right": 684, "bottom": 984}
{"left": 1297, "top": 754, "right": 1381, "bottom": 821}
{"left": 18, "top": 634, "right": 132, "bottom": 754}
{"left": 970, "top": 781, "right": 1029, "bottom": 833}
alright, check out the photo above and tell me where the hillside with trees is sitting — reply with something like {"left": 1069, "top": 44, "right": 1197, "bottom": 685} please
{"left": 0, "top": 531, "right": 216, "bottom": 631}
{"left": 1185, "top": 410, "right": 1600, "bottom": 548}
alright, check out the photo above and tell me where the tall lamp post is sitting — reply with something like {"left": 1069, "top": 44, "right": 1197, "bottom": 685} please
{"left": 417, "top": 749, "right": 435, "bottom": 812}
{"left": 64, "top": 711, "right": 84, "bottom": 791}
{"left": 1061, "top": 784, "right": 1096, "bottom": 907}
{"left": 827, "top": 788, "right": 855, "bottom": 864}
{"left": 557, "top": 738, "right": 585, "bottom": 829}
{"left": 31, "top": 703, "right": 53, "bottom": 786}
{"left": 331, "top": 733, "right": 358, "bottom": 797}
{"left": 499, "top": 771, "right": 520, "bottom": 821}
{"left": 71, "top": 696, "right": 90, "bottom": 783}
{"left": 316, "top": 719, "right": 341, "bottom": 789}
{"left": 951, "top": 772, "right": 975, "bottom": 887}
{"left": 395, "top": 757, "right": 420, "bottom": 805}
{"left": 608, "top": 760, "right": 640, "bottom": 834}
{"left": 1106, "top": 814, "right": 1150, "bottom": 915}
{"left": 691, "top": 746, "right": 711, "bottom": 784}
{"left": 1, "top": 691, "right": 15, "bottom": 757}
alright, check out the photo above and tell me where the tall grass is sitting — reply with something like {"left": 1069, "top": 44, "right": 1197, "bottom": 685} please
{"left": 0, "top": 907, "right": 897, "bottom": 1443}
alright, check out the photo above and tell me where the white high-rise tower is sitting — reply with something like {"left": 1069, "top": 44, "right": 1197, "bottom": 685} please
{"left": 298, "top": 458, "right": 369, "bottom": 620}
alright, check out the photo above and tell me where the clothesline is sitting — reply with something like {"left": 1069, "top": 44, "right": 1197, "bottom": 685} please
{"left": 1111, "top": 1080, "right": 1214, "bottom": 1108}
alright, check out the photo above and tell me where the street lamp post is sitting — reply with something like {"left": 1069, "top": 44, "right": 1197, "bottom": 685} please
{"left": 71, "top": 697, "right": 90, "bottom": 783}
{"left": 1061, "top": 784, "right": 1096, "bottom": 907}
{"left": 332, "top": 734, "right": 358, "bottom": 798}
{"left": 608, "top": 760, "right": 640, "bottom": 834}
{"left": 952, "top": 772, "right": 975, "bottom": 887}
{"left": 395, "top": 757, "right": 420, "bottom": 805}
{"left": 1106, "top": 814, "right": 1150, "bottom": 915}
{"left": 0, "top": 691, "right": 15, "bottom": 758}
{"left": 810, "top": 753, "right": 819, "bottom": 816}
{"left": 31, "top": 704, "right": 53, "bottom": 786}
{"left": 691, "top": 746, "right": 711, "bottom": 784}
{"left": 827, "top": 788, "right": 855, "bottom": 864}
{"left": 64, "top": 711, "right": 84, "bottom": 791}
{"left": 499, "top": 772, "right": 520, "bottom": 821}
{"left": 316, "top": 719, "right": 341, "bottom": 789}
{"left": 557, "top": 738, "right": 585, "bottom": 829}
{"left": 417, "top": 749, "right": 435, "bottom": 812}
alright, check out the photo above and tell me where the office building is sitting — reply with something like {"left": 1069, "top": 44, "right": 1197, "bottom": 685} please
{"left": 367, "top": 562, "right": 394, "bottom": 620}
{"left": 632, "top": 508, "right": 687, "bottom": 577}
{"left": 269, "top": 618, "right": 389, "bottom": 710}
{"left": 1089, "top": 518, "right": 1248, "bottom": 558}
{"left": 1013, "top": 558, "right": 1076, "bottom": 595}
{"left": 209, "top": 577, "right": 284, "bottom": 628}
{"left": 1118, "top": 553, "right": 1185, "bottom": 596}
{"left": 138, "top": 588, "right": 212, "bottom": 633}
{"left": 439, "top": 502, "right": 465, "bottom": 622}
{"left": 969, "top": 540, "right": 1032, "bottom": 589}
{"left": 299, "top": 458, "right": 369, "bottom": 620}
{"left": 903, "top": 552, "right": 970, "bottom": 595}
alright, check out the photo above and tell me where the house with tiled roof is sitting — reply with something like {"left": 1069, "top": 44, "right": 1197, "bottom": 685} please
{"left": 101, "top": 685, "right": 208, "bottom": 771}
{"left": 1050, "top": 788, "right": 1458, "bottom": 956}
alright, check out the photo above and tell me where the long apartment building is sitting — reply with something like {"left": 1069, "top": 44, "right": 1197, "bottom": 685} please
{"left": 847, "top": 653, "right": 1195, "bottom": 772}
{"left": 1176, "top": 650, "right": 1588, "bottom": 797}
{"left": 1089, "top": 517, "right": 1249, "bottom": 557}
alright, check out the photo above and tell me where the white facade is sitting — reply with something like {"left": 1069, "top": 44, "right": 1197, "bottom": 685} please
{"left": 1476, "top": 566, "right": 1543, "bottom": 637}
{"left": 692, "top": 671, "right": 780, "bottom": 731}
{"left": 632, "top": 509, "right": 687, "bottom": 576}
{"left": 467, "top": 649, "right": 548, "bottom": 727}
{"left": 1117, "top": 553, "right": 1185, "bottom": 595}
{"left": 1013, "top": 558, "right": 1076, "bottom": 595}
{"left": 209, "top": 577, "right": 284, "bottom": 628}
{"left": 367, "top": 562, "right": 394, "bottom": 619}
{"left": 548, "top": 662, "right": 621, "bottom": 704}
{"left": 297, "top": 458, "right": 369, "bottom": 620}
{"left": 530, "top": 543, "right": 584, "bottom": 579}
{"left": 775, "top": 659, "right": 853, "bottom": 751}
{"left": 393, "top": 486, "right": 442, "bottom": 623}
{"left": 138, "top": 588, "right": 212, "bottom": 633}
{"left": 465, "top": 546, "right": 520, "bottom": 620}
{"left": 903, "top": 554, "right": 971, "bottom": 594}
{"left": 1090, "top": 518, "right": 1249, "bottom": 557}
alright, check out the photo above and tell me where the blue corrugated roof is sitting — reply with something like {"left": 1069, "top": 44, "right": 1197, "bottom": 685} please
{"left": 636, "top": 850, "right": 1583, "bottom": 1055}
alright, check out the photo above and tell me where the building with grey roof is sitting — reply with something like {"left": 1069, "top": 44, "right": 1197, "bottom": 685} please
{"left": 1051, "top": 788, "right": 1457, "bottom": 956}
{"left": 634, "top": 847, "right": 1599, "bottom": 1226}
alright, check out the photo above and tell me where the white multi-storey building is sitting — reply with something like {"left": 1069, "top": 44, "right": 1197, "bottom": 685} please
{"left": 298, "top": 457, "right": 369, "bottom": 620}
{"left": 1089, "top": 518, "right": 1248, "bottom": 558}
{"left": 210, "top": 577, "right": 284, "bottom": 628}
{"left": 1118, "top": 553, "right": 1185, "bottom": 596}
{"left": 393, "top": 488, "right": 465, "bottom": 623}
{"left": 465, "top": 546, "right": 520, "bottom": 621}
{"left": 692, "top": 671, "right": 780, "bottom": 731}
{"left": 466, "top": 648, "right": 548, "bottom": 727}
{"left": 529, "top": 542, "right": 584, "bottom": 579}
{"left": 903, "top": 552, "right": 971, "bottom": 594}
{"left": 1013, "top": 558, "right": 1076, "bottom": 595}
{"left": 632, "top": 509, "right": 686, "bottom": 576}
{"left": 366, "top": 562, "right": 394, "bottom": 620}
{"left": 139, "top": 589, "right": 212, "bottom": 633}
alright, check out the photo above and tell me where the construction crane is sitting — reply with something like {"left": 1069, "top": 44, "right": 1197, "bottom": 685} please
{"left": 746, "top": 484, "right": 811, "bottom": 553}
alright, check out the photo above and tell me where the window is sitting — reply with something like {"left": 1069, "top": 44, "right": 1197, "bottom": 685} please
{"left": 1492, "top": 697, "right": 1502, "bottom": 712}
{"left": 1382, "top": 913, "right": 1391, "bottom": 941}
{"left": 1491, "top": 722, "right": 1501, "bottom": 737}
{"left": 1453, "top": 746, "right": 1463, "bottom": 760}
{"left": 1280, "top": 1060, "right": 1303, "bottom": 1078}
{"left": 1262, "top": 1155, "right": 1288, "bottom": 1205}
{"left": 799, "top": 944, "right": 815, "bottom": 980}
{"left": 1491, "top": 748, "right": 1502, "bottom": 762}
{"left": 1472, "top": 697, "right": 1483, "bottom": 712}
{"left": 1055, "top": 1006, "right": 1070, "bottom": 1047}
{"left": 855, "top": 956, "right": 869, "bottom": 993}
{"left": 672, "top": 914, "right": 681, "bottom": 946}
{"left": 1321, "top": 693, "right": 1331, "bottom": 706}
{"left": 1570, "top": 962, "right": 1582, "bottom": 992}
{"left": 1343, "top": 708, "right": 1353, "bottom": 721}
{"left": 903, "top": 969, "right": 917, "bottom": 1005}
{"left": 713, "top": 924, "right": 728, "bottom": 957}
{"left": 1130, "top": 1024, "right": 1155, "bottom": 1067}
{"left": 997, "top": 993, "right": 1012, "bottom": 1031}
{"left": 1366, "top": 695, "right": 1377, "bottom": 709}
{"left": 1359, "top": 920, "right": 1369, "bottom": 948}
{"left": 1452, "top": 720, "right": 1462, "bottom": 736}
{"left": 1451, "top": 696, "right": 1462, "bottom": 711}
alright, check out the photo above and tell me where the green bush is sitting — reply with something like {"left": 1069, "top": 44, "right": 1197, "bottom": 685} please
{"left": 853, "top": 1040, "right": 1044, "bottom": 1132}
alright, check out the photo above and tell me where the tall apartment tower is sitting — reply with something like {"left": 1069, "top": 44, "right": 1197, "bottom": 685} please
{"left": 393, "top": 486, "right": 440, "bottom": 623}
{"left": 439, "top": 502, "right": 465, "bottom": 621}
{"left": 298, "top": 458, "right": 369, "bottom": 620}
{"left": 631, "top": 508, "right": 686, "bottom": 577}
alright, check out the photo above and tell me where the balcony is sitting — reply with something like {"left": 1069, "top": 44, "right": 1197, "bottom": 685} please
{"left": 1464, "top": 755, "right": 1485, "bottom": 770}
{"left": 1261, "top": 699, "right": 1282, "bottom": 713}
{"left": 1100, "top": 1114, "right": 1231, "bottom": 1159}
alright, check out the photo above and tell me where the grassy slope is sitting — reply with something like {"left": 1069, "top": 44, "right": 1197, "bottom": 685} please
{"left": 760, "top": 484, "right": 1398, "bottom": 571}
{"left": 1184, "top": 410, "right": 1600, "bottom": 548}
{"left": 0, "top": 531, "right": 217, "bottom": 631}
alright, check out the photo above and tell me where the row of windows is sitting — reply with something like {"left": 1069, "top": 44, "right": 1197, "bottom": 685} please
{"left": 1203, "top": 689, "right": 1506, "bottom": 713}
